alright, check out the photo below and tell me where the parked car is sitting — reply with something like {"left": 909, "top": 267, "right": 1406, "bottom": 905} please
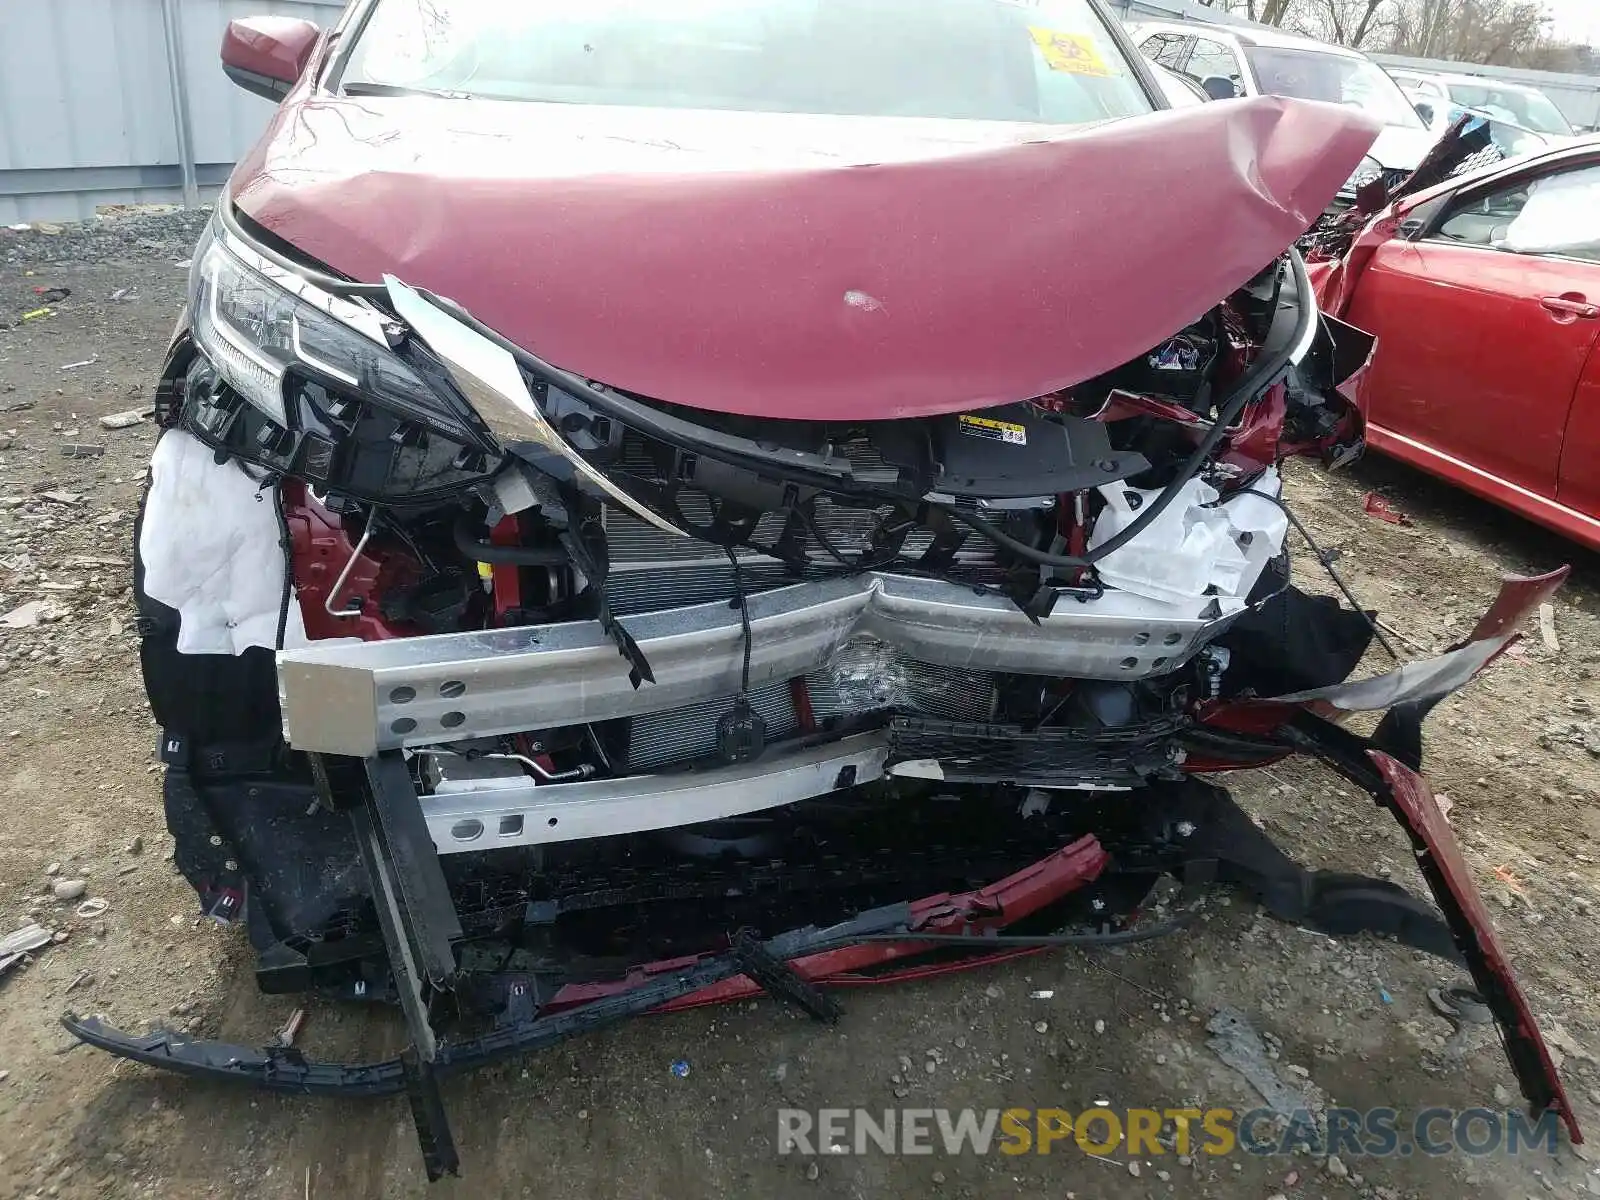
{"left": 1154, "top": 62, "right": 1211, "bottom": 106}
{"left": 1387, "top": 68, "right": 1577, "bottom": 140}
{"left": 1402, "top": 89, "right": 1552, "bottom": 163}
{"left": 1318, "top": 136, "right": 1600, "bottom": 551}
{"left": 1130, "top": 22, "right": 1437, "bottom": 199}
{"left": 67, "top": 0, "right": 1581, "bottom": 1177}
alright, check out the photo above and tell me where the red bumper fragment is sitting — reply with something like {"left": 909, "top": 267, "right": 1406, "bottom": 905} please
{"left": 545, "top": 834, "right": 1110, "bottom": 1014}
{"left": 1372, "top": 752, "right": 1581, "bottom": 1143}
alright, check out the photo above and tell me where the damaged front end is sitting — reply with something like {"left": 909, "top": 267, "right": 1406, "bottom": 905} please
{"left": 82, "top": 99, "right": 1580, "bottom": 1177}
{"left": 1299, "top": 109, "right": 1545, "bottom": 268}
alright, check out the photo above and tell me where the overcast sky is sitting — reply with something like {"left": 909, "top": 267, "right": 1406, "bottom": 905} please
{"left": 1544, "top": 0, "right": 1600, "bottom": 45}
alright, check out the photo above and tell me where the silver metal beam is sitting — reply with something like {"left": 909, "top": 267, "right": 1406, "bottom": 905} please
{"left": 277, "top": 573, "right": 1240, "bottom": 756}
{"left": 420, "top": 733, "right": 890, "bottom": 852}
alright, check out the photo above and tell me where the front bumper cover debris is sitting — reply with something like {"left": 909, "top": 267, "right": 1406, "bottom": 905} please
{"left": 67, "top": 725, "right": 1584, "bottom": 1151}
{"left": 72, "top": 573, "right": 1582, "bottom": 1178}
{"left": 66, "top": 837, "right": 1109, "bottom": 1100}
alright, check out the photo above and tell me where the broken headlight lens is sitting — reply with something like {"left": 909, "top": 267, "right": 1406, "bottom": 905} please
{"left": 189, "top": 220, "right": 480, "bottom": 444}
{"left": 1339, "top": 155, "right": 1384, "bottom": 198}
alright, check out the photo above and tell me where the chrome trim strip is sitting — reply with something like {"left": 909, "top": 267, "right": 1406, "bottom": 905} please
{"left": 1287, "top": 249, "right": 1320, "bottom": 366}
{"left": 214, "top": 217, "right": 391, "bottom": 346}
{"left": 277, "top": 573, "right": 1241, "bottom": 756}
{"left": 421, "top": 734, "right": 889, "bottom": 852}
{"left": 385, "top": 276, "right": 688, "bottom": 538}
{"left": 1373, "top": 426, "right": 1600, "bottom": 537}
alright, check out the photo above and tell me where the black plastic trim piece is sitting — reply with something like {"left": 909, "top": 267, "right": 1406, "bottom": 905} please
{"left": 63, "top": 902, "right": 917, "bottom": 1097}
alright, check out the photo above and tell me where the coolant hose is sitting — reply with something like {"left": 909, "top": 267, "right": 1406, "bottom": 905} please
{"left": 452, "top": 514, "right": 569, "bottom": 566}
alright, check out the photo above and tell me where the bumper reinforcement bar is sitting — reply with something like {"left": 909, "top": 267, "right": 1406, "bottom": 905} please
{"left": 421, "top": 732, "right": 890, "bottom": 853}
{"left": 277, "top": 573, "right": 1247, "bottom": 756}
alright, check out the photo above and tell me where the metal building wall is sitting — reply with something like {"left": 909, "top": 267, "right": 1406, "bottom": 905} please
{"left": 0, "top": 0, "right": 342, "bottom": 225}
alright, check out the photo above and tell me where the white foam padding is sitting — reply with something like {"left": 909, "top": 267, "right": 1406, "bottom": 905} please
{"left": 139, "top": 429, "right": 308, "bottom": 655}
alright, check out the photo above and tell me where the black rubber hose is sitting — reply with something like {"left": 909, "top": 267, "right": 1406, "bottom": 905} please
{"left": 271, "top": 479, "right": 292, "bottom": 651}
{"left": 452, "top": 514, "right": 569, "bottom": 565}
{"left": 947, "top": 250, "right": 1319, "bottom": 570}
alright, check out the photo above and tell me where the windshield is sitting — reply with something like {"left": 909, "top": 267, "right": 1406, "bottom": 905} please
{"left": 1243, "top": 46, "right": 1423, "bottom": 129}
{"left": 344, "top": 0, "right": 1155, "bottom": 125}
{"left": 1446, "top": 82, "right": 1573, "bottom": 136}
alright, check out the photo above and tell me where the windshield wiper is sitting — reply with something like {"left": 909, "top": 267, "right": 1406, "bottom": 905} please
{"left": 343, "top": 81, "right": 472, "bottom": 100}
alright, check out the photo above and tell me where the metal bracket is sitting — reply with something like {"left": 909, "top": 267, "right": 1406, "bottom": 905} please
{"left": 310, "top": 751, "right": 464, "bottom": 1179}
{"left": 400, "top": 1049, "right": 460, "bottom": 1182}
{"left": 731, "top": 928, "right": 844, "bottom": 1023}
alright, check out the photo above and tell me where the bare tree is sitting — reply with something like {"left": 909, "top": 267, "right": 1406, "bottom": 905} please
{"left": 1195, "top": 0, "right": 1296, "bottom": 25}
{"left": 1291, "top": 0, "right": 1398, "bottom": 48}
{"left": 1191, "top": 0, "right": 1571, "bottom": 68}
{"left": 1386, "top": 0, "right": 1552, "bottom": 63}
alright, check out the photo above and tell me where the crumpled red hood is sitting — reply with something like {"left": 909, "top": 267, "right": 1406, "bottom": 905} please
{"left": 232, "top": 95, "right": 1378, "bottom": 421}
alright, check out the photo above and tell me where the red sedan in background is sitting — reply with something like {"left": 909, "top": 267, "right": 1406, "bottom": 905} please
{"left": 1317, "top": 138, "right": 1600, "bottom": 551}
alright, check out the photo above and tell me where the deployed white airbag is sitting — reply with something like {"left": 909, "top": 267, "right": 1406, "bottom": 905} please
{"left": 139, "top": 429, "right": 308, "bottom": 655}
{"left": 1088, "top": 469, "right": 1287, "bottom": 606}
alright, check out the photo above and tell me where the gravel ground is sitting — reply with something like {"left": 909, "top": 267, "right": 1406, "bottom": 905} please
{"left": 2, "top": 208, "right": 211, "bottom": 273}
{"left": 0, "top": 211, "right": 1598, "bottom": 1200}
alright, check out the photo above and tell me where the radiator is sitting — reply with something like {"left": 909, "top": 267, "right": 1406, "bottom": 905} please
{"left": 626, "top": 645, "right": 996, "bottom": 771}
{"left": 603, "top": 436, "right": 1000, "bottom": 616}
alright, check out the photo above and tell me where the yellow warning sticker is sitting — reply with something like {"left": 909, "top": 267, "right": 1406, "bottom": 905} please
{"left": 1027, "top": 27, "right": 1117, "bottom": 77}
{"left": 958, "top": 414, "right": 1028, "bottom": 445}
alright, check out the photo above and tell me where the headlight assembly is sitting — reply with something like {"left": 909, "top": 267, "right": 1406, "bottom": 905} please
{"left": 1339, "top": 154, "right": 1384, "bottom": 198}
{"left": 189, "top": 217, "right": 483, "bottom": 445}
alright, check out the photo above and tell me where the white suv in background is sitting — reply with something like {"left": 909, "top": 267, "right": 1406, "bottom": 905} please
{"left": 1128, "top": 21, "right": 1436, "bottom": 196}
{"left": 1387, "top": 68, "right": 1575, "bottom": 141}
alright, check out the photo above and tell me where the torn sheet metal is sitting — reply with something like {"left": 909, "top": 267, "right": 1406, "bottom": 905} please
{"left": 1205, "top": 568, "right": 1569, "bottom": 728}
{"left": 1371, "top": 751, "right": 1581, "bottom": 1142}
{"left": 139, "top": 430, "right": 308, "bottom": 655}
{"left": 232, "top": 95, "right": 1378, "bottom": 420}
{"left": 1273, "top": 636, "right": 1508, "bottom": 712}
{"left": 385, "top": 277, "right": 685, "bottom": 537}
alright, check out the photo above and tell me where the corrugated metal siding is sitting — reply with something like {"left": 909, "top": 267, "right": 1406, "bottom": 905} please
{"left": 0, "top": 0, "right": 342, "bottom": 224}
{"left": 2, "top": 0, "right": 1595, "bottom": 225}
{"left": 177, "top": 0, "right": 344, "bottom": 167}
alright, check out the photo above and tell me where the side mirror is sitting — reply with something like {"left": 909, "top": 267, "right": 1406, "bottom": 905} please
{"left": 1413, "top": 101, "right": 1433, "bottom": 122}
{"left": 222, "top": 17, "right": 321, "bottom": 102}
{"left": 1201, "top": 75, "right": 1240, "bottom": 101}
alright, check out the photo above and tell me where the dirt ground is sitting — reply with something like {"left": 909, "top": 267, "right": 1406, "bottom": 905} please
{"left": 1, "top": 216, "right": 1598, "bottom": 1200}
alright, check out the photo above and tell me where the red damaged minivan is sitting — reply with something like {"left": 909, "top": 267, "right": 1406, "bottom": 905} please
{"left": 65, "top": 0, "right": 1580, "bottom": 1177}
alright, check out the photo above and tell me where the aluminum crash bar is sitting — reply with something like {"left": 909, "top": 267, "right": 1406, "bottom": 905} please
{"left": 278, "top": 573, "right": 1245, "bottom": 756}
